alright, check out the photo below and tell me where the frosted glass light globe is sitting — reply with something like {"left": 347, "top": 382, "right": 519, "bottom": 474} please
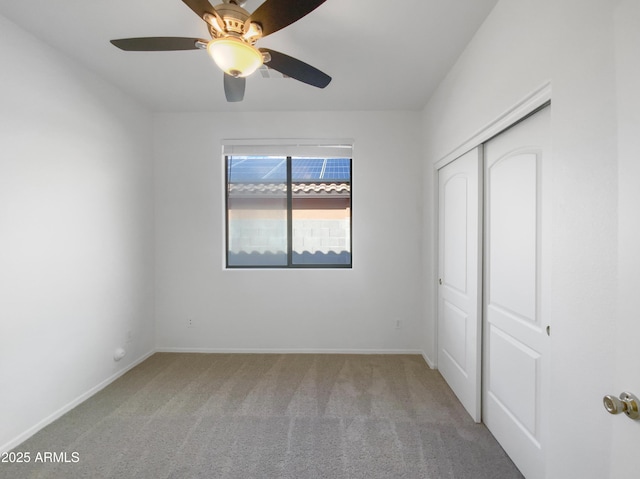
{"left": 207, "top": 37, "right": 263, "bottom": 78}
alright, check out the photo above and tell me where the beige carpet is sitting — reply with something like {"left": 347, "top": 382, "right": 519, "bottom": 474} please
{"left": 0, "top": 353, "right": 523, "bottom": 478}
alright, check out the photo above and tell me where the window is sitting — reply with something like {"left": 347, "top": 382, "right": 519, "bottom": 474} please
{"left": 224, "top": 143, "right": 352, "bottom": 268}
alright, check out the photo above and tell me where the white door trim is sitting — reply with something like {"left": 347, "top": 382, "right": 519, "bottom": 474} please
{"left": 434, "top": 81, "right": 552, "bottom": 171}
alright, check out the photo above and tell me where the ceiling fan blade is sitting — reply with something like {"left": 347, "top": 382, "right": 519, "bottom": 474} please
{"left": 247, "top": 0, "right": 327, "bottom": 37}
{"left": 224, "top": 74, "right": 246, "bottom": 102}
{"left": 260, "top": 48, "right": 331, "bottom": 88}
{"left": 110, "top": 37, "right": 204, "bottom": 51}
{"left": 181, "top": 0, "right": 217, "bottom": 19}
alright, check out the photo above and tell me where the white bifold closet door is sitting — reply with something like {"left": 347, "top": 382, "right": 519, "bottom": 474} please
{"left": 483, "top": 106, "right": 551, "bottom": 479}
{"left": 437, "top": 147, "right": 483, "bottom": 423}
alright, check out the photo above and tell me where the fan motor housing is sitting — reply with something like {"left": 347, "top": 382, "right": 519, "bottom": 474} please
{"left": 214, "top": 2, "right": 250, "bottom": 35}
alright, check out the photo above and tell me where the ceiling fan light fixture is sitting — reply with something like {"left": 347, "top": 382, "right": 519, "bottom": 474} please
{"left": 207, "top": 37, "right": 263, "bottom": 77}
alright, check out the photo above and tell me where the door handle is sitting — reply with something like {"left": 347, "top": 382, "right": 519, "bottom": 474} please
{"left": 603, "top": 392, "right": 640, "bottom": 420}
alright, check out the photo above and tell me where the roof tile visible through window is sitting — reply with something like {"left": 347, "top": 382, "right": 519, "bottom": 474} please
{"left": 228, "top": 182, "right": 350, "bottom": 198}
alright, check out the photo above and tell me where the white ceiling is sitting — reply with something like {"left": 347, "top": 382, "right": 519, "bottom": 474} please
{"left": 0, "top": 0, "right": 498, "bottom": 112}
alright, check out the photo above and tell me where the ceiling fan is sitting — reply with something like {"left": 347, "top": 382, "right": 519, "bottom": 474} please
{"left": 110, "top": 0, "right": 331, "bottom": 102}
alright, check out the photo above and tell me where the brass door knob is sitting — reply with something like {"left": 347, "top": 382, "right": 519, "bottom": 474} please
{"left": 603, "top": 392, "right": 640, "bottom": 420}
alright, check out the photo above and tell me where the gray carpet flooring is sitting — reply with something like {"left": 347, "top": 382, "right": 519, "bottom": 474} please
{"left": 1, "top": 353, "right": 523, "bottom": 479}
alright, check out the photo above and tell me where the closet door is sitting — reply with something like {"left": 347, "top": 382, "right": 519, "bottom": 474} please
{"left": 483, "top": 106, "right": 551, "bottom": 479}
{"left": 437, "top": 147, "right": 482, "bottom": 422}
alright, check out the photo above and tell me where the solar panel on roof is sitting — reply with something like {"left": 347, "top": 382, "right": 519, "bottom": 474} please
{"left": 227, "top": 157, "right": 350, "bottom": 183}
{"left": 292, "top": 158, "right": 324, "bottom": 181}
{"left": 321, "top": 158, "right": 351, "bottom": 181}
{"left": 228, "top": 157, "right": 286, "bottom": 182}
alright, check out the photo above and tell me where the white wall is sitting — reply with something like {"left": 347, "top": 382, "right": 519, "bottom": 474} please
{"left": 421, "top": 0, "right": 624, "bottom": 476}
{"left": 154, "top": 111, "right": 423, "bottom": 352}
{"left": 0, "top": 15, "right": 155, "bottom": 452}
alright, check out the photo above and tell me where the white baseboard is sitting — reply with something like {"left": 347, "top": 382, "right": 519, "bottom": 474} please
{"left": 421, "top": 351, "right": 436, "bottom": 369}
{"left": 156, "top": 347, "right": 425, "bottom": 355}
{"left": 0, "top": 349, "right": 155, "bottom": 455}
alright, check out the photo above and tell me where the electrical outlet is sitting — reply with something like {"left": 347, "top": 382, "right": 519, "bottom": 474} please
{"left": 395, "top": 319, "right": 402, "bottom": 330}
{"left": 126, "top": 330, "right": 133, "bottom": 344}
{"left": 187, "top": 318, "right": 194, "bottom": 328}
